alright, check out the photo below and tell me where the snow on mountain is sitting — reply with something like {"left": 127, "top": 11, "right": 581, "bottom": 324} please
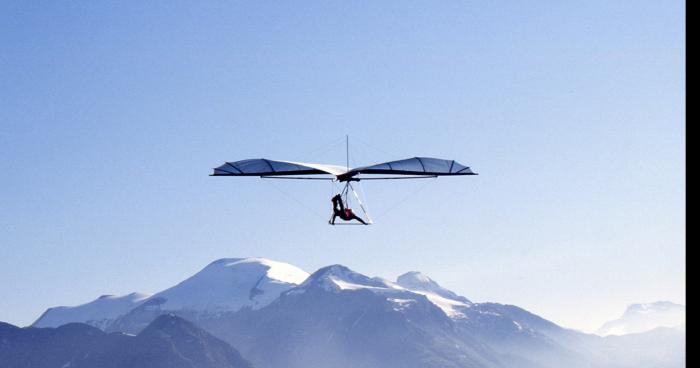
{"left": 411, "top": 290, "right": 471, "bottom": 318}
{"left": 147, "top": 258, "right": 309, "bottom": 312}
{"left": 596, "top": 301, "right": 685, "bottom": 336}
{"left": 294, "top": 264, "right": 471, "bottom": 318}
{"left": 296, "top": 264, "right": 395, "bottom": 292}
{"left": 27, "top": 258, "right": 685, "bottom": 368}
{"left": 201, "top": 264, "right": 610, "bottom": 368}
{"left": 396, "top": 271, "right": 473, "bottom": 317}
{"left": 208, "top": 265, "right": 496, "bottom": 368}
{"left": 33, "top": 292, "right": 151, "bottom": 328}
{"left": 397, "top": 271, "right": 471, "bottom": 303}
{"left": 34, "top": 258, "right": 309, "bottom": 329}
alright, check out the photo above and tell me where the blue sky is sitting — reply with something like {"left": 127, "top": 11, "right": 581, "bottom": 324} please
{"left": 1, "top": 1, "right": 684, "bottom": 331}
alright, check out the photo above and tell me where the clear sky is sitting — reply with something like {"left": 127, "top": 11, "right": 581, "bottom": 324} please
{"left": 1, "top": 1, "right": 685, "bottom": 331}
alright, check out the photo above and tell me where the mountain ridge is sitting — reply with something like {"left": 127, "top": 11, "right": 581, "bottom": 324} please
{"left": 33, "top": 257, "right": 309, "bottom": 329}
{"left": 1, "top": 314, "right": 253, "bottom": 368}
{"left": 596, "top": 301, "right": 685, "bottom": 336}
{"left": 27, "top": 257, "right": 685, "bottom": 368}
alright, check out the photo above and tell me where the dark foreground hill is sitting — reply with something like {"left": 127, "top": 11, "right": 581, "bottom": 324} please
{"left": 0, "top": 314, "right": 253, "bottom": 368}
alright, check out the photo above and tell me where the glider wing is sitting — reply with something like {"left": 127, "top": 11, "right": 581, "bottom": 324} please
{"left": 211, "top": 159, "right": 347, "bottom": 178}
{"left": 339, "top": 157, "right": 477, "bottom": 180}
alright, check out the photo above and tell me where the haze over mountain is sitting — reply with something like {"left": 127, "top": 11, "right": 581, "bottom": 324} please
{"left": 26, "top": 257, "right": 685, "bottom": 368}
{"left": 596, "top": 301, "right": 685, "bottom": 336}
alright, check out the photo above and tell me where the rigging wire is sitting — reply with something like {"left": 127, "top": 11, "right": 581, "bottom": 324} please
{"left": 349, "top": 181, "right": 373, "bottom": 224}
{"left": 370, "top": 177, "right": 436, "bottom": 220}
{"left": 299, "top": 135, "right": 347, "bottom": 163}
{"left": 356, "top": 177, "right": 373, "bottom": 222}
{"left": 351, "top": 135, "right": 401, "bottom": 161}
{"left": 347, "top": 136, "right": 436, "bottom": 222}
{"left": 261, "top": 178, "right": 328, "bottom": 222}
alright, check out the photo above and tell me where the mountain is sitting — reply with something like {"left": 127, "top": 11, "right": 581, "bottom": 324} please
{"left": 148, "top": 258, "right": 309, "bottom": 312}
{"left": 0, "top": 321, "right": 105, "bottom": 368}
{"left": 596, "top": 301, "right": 685, "bottom": 336}
{"left": 29, "top": 257, "right": 685, "bottom": 368}
{"left": 204, "top": 264, "right": 506, "bottom": 368}
{"left": 34, "top": 257, "right": 309, "bottom": 331}
{"left": 0, "top": 314, "right": 253, "bottom": 368}
{"left": 196, "top": 264, "right": 633, "bottom": 368}
{"left": 397, "top": 271, "right": 471, "bottom": 304}
{"left": 32, "top": 292, "right": 151, "bottom": 329}
{"left": 105, "top": 257, "right": 310, "bottom": 334}
{"left": 292, "top": 264, "right": 473, "bottom": 319}
{"left": 601, "top": 326, "right": 685, "bottom": 368}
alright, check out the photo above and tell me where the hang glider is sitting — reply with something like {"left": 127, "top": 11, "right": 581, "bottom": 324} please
{"left": 211, "top": 137, "right": 477, "bottom": 225}
{"left": 211, "top": 157, "right": 477, "bottom": 182}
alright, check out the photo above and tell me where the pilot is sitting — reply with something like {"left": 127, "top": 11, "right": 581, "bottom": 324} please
{"left": 329, "top": 194, "right": 368, "bottom": 225}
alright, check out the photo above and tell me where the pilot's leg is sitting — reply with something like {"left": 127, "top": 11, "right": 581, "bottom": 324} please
{"left": 351, "top": 214, "right": 368, "bottom": 225}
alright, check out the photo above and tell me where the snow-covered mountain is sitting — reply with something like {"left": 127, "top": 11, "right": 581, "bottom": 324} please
{"left": 293, "top": 264, "right": 472, "bottom": 319}
{"left": 33, "top": 292, "right": 151, "bottom": 329}
{"left": 147, "top": 257, "right": 309, "bottom": 312}
{"left": 397, "top": 271, "right": 471, "bottom": 304}
{"left": 210, "top": 264, "right": 502, "bottom": 368}
{"left": 205, "top": 264, "right": 630, "bottom": 368}
{"left": 596, "top": 301, "right": 685, "bottom": 336}
{"left": 29, "top": 257, "right": 685, "bottom": 368}
{"left": 33, "top": 258, "right": 308, "bottom": 329}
